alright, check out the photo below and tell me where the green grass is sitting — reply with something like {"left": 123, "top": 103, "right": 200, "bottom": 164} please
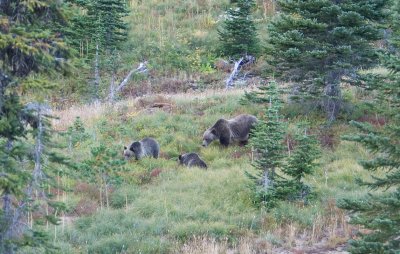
{"left": 61, "top": 166, "right": 257, "bottom": 252}
{"left": 54, "top": 90, "right": 373, "bottom": 253}
{"left": 53, "top": 0, "right": 275, "bottom": 104}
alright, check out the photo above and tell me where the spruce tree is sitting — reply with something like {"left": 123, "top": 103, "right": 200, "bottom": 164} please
{"left": 67, "top": 0, "right": 129, "bottom": 100}
{"left": 338, "top": 3, "right": 400, "bottom": 252}
{"left": 67, "top": 116, "right": 90, "bottom": 148}
{"left": 266, "top": 0, "right": 386, "bottom": 122}
{"left": 20, "top": 103, "right": 72, "bottom": 252}
{"left": 279, "top": 125, "right": 320, "bottom": 203}
{"left": 67, "top": 0, "right": 129, "bottom": 55}
{"left": 0, "top": 1, "right": 71, "bottom": 252}
{"left": 247, "top": 81, "right": 286, "bottom": 208}
{"left": 218, "top": 0, "right": 259, "bottom": 59}
{"left": 80, "top": 144, "right": 127, "bottom": 209}
{"left": 91, "top": 0, "right": 129, "bottom": 51}
{"left": 245, "top": 82, "right": 321, "bottom": 208}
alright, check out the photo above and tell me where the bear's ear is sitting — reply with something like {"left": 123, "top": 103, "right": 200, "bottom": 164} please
{"left": 178, "top": 155, "right": 182, "bottom": 160}
{"left": 124, "top": 146, "right": 127, "bottom": 150}
{"left": 210, "top": 128, "right": 217, "bottom": 135}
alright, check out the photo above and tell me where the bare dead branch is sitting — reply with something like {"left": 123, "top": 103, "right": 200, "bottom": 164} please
{"left": 109, "top": 61, "right": 148, "bottom": 102}
{"left": 115, "top": 61, "right": 147, "bottom": 93}
{"left": 225, "top": 57, "right": 244, "bottom": 89}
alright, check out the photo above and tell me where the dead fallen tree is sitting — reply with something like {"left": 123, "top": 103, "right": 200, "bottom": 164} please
{"left": 225, "top": 57, "right": 244, "bottom": 89}
{"left": 109, "top": 62, "right": 148, "bottom": 103}
{"left": 225, "top": 55, "right": 255, "bottom": 89}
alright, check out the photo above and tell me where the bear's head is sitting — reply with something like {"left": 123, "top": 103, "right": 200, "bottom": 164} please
{"left": 123, "top": 146, "right": 134, "bottom": 159}
{"left": 178, "top": 153, "right": 186, "bottom": 164}
{"left": 202, "top": 129, "right": 218, "bottom": 147}
{"left": 130, "top": 141, "right": 142, "bottom": 160}
{"left": 124, "top": 142, "right": 142, "bottom": 160}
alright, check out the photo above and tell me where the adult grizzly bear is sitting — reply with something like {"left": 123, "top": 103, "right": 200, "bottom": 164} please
{"left": 124, "top": 137, "right": 160, "bottom": 160}
{"left": 178, "top": 153, "right": 208, "bottom": 169}
{"left": 202, "top": 114, "right": 258, "bottom": 147}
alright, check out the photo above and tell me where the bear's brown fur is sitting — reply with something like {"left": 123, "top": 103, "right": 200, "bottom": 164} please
{"left": 178, "top": 153, "right": 208, "bottom": 169}
{"left": 202, "top": 114, "right": 258, "bottom": 147}
{"left": 124, "top": 137, "right": 160, "bottom": 160}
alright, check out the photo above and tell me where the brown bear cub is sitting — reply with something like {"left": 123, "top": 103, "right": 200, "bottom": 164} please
{"left": 178, "top": 153, "right": 208, "bottom": 169}
{"left": 202, "top": 114, "right": 258, "bottom": 147}
{"left": 124, "top": 137, "right": 160, "bottom": 160}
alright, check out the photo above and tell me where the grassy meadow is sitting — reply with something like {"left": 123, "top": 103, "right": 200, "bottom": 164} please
{"left": 46, "top": 88, "right": 373, "bottom": 253}
{"left": 55, "top": 0, "right": 274, "bottom": 104}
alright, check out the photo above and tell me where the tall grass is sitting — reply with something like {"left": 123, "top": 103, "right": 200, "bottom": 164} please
{"left": 118, "top": 0, "right": 274, "bottom": 93}
{"left": 53, "top": 89, "right": 370, "bottom": 253}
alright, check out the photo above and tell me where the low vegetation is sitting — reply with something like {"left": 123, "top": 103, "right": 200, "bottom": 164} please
{"left": 45, "top": 88, "right": 374, "bottom": 253}
{"left": 2, "top": 0, "right": 398, "bottom": 253}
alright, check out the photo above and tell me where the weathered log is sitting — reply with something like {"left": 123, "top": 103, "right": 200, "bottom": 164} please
{"left": 151, "top": 102, "right": 172, "bottom": 108}
{"left": 225, "top": 57, "right": 244, "bottom": 89}
{"left": 109, "top": 62, "right": 148, "bottom": 102}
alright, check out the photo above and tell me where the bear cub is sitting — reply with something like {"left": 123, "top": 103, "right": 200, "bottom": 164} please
{"left": 202, "top": 114, "right": 258, "bottom": 147}
{"left": 178, "top": 153, "right": 207, "bottom": 169}
{"left": 124, "top": 137, "right": 160, "bottom": 160}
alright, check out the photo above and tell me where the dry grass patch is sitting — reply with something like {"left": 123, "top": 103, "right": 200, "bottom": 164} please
{"left": 52, "top": 102, "right": 108, "bottom": 131}
{"left": 178, "top": 236, "right": 265, "bottom": 254}
{"left": 52, "top": 88, "right": 254, "bottom": 131}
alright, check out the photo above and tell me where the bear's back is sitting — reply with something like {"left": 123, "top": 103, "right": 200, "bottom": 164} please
{"left": 228, "top": 114, "right": 258, "bottom": 138}
{"left": 140, "top": 138, "right": 160, "bottom": 158}
{"left": 180, "top": 153, "right": 207, "bottom": 169}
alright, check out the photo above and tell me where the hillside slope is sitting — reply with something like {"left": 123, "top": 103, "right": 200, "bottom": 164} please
{"left": 52, "top": 0, "right": 274, "bottom": 106}
{"left": 50, "top": 89, "right": 370, "bottom": 253}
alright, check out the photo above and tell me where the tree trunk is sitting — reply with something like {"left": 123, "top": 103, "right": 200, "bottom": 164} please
{"left": 94, "top": 44, "right": 100, "bottom": 100}
{"left": 32, "top": 106, "right": 44, "bottom": 189}
{"left": 0, "top": 70, "right": 10, "bottom": 113}
{"left": 109, "top": 71, "right": 116, "bottom": 104}
{"left": 262, "top": 169, "right": 272, "bottom": 189}
{"left": 324, "top": 83, "right": 341, "bottom": 123}
{"left": 105, "top": 183, "right": 109, "bottom": 209}
{"left": 323, "top": 71, "right": 342, "bottom": 123}
{"left": 1, "top": 191, "right": 13, "bottom": 254}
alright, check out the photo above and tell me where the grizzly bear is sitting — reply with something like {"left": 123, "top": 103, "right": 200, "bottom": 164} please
{"left": 202, "top": 114, "right": 258, "bottom": 147}
{"left": 178, "top": 153, "right": 208, "bottom": 169}
{"left": 124, "top": 137, "right": 160, "bottom": 160}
